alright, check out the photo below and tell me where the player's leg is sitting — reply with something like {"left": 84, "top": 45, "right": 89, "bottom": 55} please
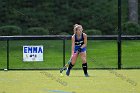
{"left": 71, "top": 52, "right": 78, "bottom": 65}
{"left": 80, "top": 51, "right": 89, "bottom": 77}
{"left": 66, "top": 52, "right": 78, "bottom": 76}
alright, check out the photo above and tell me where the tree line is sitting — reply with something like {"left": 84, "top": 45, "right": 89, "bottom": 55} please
{"left": 0, "top": 0, "right": 139, "bottom": 35}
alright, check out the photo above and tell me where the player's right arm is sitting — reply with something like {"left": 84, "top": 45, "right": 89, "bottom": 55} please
{"left": 71, "top": 35, "right": 75, "bottom": 57}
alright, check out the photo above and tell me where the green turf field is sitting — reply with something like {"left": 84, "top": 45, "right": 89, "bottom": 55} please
{"left": 0, "top": 40, "right": 140, "bottom": 69}
{"left": 0, "top": 70, "right": 139, "bottom": 93}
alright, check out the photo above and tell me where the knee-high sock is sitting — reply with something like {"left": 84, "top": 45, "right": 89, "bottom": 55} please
{"left": 68, "top": 62, "right": 74, "bottom": 70}
{"left": 82, "top": 63, "right": 87, "bottom": 74}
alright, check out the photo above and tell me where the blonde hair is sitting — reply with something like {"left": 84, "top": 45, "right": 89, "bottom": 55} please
{"left": 73, "top": 24, "right": 83, "bottom": 34}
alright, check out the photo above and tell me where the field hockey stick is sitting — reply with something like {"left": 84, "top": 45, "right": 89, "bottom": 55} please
{"left": 60, "top": 58, "right": 72, "bottom": 73}
{"left": 60, "top": 51, "right": 79, "bottom": 73}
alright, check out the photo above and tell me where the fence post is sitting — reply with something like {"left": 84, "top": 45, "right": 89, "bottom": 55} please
{"left": 118, "top": 0, "right": 122, "bottom": 69}
{"left": 7, "top": 39, "right": 9, "bottom": 70}
{"left": 63, "top": 38, "right": 66, "bottom": 67}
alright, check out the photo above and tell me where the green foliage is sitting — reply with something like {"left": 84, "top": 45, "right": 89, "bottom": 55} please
{"left": 25, "top": 27, "right": 49, "bottom": 35}
{"left": 0, "top": 0, "right": 139, "bottom": 35}
{"left": 59, "top": 32, "right": 70, "bottom": 35}
{"left": 122, "top": 22, "right": 140, "bottom": 35}
{"left": 139, "top": 1, "right": 140, "bottom": 24}
{"left": 0, "top": 25, "right": 22, "bottom": 36}
{"left": 85, "top": 29, "right": 102, "bottom": 35}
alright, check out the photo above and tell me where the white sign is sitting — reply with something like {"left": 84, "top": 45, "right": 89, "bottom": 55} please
{"left": 23, "top": 45, "right": 43, "bottom": 62}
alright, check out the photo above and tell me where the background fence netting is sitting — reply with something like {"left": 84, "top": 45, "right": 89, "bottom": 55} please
{"left": 0, "top": 41, "right": 7, "bottom": 69}
{"left": 8, "top": 40, "right": 63, "bottom": 69}
{"left": 0, "top": 0, "right": 140, "bottom": 70}
{"left": 121, "top": 0, "right": 140, "bottom": 68}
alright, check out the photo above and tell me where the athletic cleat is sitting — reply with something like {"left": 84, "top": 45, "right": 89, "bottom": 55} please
{"left": 66, "top": 68, "right": 70, "bottom": 76}
{"left": 84, "top": 73, "right": 89, "bottom": 77}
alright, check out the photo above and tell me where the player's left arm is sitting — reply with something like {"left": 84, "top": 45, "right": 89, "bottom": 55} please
{"left": 81, "top": 33, "right": 87, "bottom": 49}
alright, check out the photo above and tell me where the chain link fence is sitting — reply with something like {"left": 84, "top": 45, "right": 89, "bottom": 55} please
{"left": 0, "top": 0, "right": 140, "bottom": 70}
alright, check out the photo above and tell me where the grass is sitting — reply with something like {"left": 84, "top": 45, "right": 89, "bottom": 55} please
{"left": 0, "top": 70, "right": 140, "bottom": 93}
{"left": 0, "top": 40, "right": 140, "bottom": 69}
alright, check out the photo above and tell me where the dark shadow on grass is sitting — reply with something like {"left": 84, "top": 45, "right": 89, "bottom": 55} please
{"left": 67, "top": 75, "right": 95, "bottom": 77}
